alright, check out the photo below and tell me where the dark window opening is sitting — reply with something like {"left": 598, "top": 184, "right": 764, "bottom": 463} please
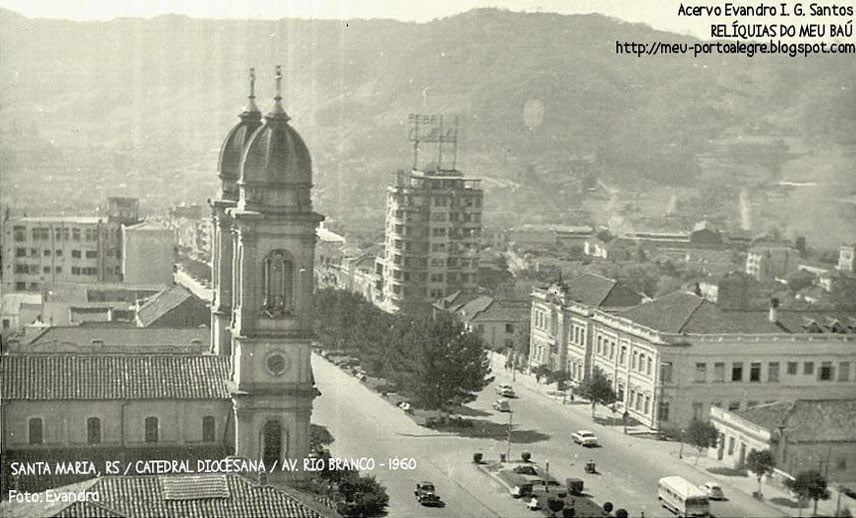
{"left": 262, "top": 420, "right": 282, "bottom": 467}
{"left": 144, "top": 416, "right": 158, "bottom": 443}
{"left": 87, "top": 417, "right": 101, "bottom": 444}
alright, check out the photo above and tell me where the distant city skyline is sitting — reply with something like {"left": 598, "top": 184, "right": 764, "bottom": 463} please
{"left": 1, "top": 0, "right": 713, "bottom": 38}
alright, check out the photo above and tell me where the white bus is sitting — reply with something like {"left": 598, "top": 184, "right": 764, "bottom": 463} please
{"left": 658, "top": 476, "right": 711, "bottom": 518}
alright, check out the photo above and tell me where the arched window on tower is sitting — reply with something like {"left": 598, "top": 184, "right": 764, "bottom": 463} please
{"left": 262, "top": 250, "right": 294, "bottom": 317}
{"left": 262, "top": 420, "right": 283, "bottom": 467}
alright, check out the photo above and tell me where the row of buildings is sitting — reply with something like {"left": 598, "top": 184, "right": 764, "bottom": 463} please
{"left": 526, "top": 273, "right": 856, "bottom": 481}
{"left": 1, "top": 197, "right": 175, "bottom": 293}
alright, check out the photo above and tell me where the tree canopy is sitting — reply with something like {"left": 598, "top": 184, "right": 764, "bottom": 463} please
{"left": 684, "top": 419, "right": 719, "bottom": 464}
{"left": 573, "top": 367, "right": 617, "bottom": 419}
{"left": 388, "top": 313, "right": 494, "bottom": 410}
{"left": 313, "top": 289, "right": 493, "bottom": 412}
{"left": 745, "top": 449, "right": 775, "bottom": 492}
{"left": 785, "top": 469, "right": 829, "bottom": 515}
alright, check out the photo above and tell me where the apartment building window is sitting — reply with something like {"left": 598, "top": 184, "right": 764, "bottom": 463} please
{"left": 632, "top": 351, "right": 638, "bottom": 370}
{"left": 768, "top": 362, "right": 780, "bottom": 383}
{"left": 804, "top": 362, "right": 814, "bottom": 375}
{"left": 29, "top": 282, "right": 39, "bottom": 290}
{"left": 713, "top": 362, "right": 725, "bottom": 382}
{"left": 30, "top": 248, "right": 38, "bottom": 257}
{"left": 619, "top": 346, "right": 626, "bottom": 366}
{"left": 728, "top": 401, "right": 740, "bottom": 411}
{"left": 144, "top": 417, "right": 159, "bottom": 443}
{"left": 15, "top": 248, "right": 26, "bottom": 257}
{"left": 647, "top": 357, "right": 653, "bottom": 375}
{"left": 695, "top": 363, "right": 707, "bottom": 383}
{"left": 639, "top": 353, "right": 646, "bottom": 371}
{"left": 750, "top": 362, "right": 761, "bottom": 382}
{"left": 43, "top": 249, "right": 51, "bottom": 256}
{"left": 13, "top": 226, "right": 26, "bottom": 241}
{"left": 55, "top": 249, "right": 63, "bottom": 257}
{"left": 840, "top": 362, "right": 850, "bottom": 381}
{"left": 609, "top": 343, "right": 615, "bottom": 359}
{"left": 32, "top": 228, "right": 49, "bottom": 240}
{"left": 87, "top": 417, "right": 101, "bottom": 444}
{"left": 787, "top": 362, "right": 798, "bottom": 375}
{"left": 644, "top": 396, "right": 650, "bottom": 415}
{"left": 431, "top": 228, "right": 446, "bottom": 237}
{"left": 732, "top": 362, "right": 743, "bottom": 382}
{"left": 431, "top": 243, "right": 446, "bottom": 252}
{"left": 660, "top": 362, "right": 673, "bottom": 383}
{"left": 72, "top": 250, "right": 81, "bottom": 258}
{"left": 658, "top": 401, "right": 670, "bottom": 422}
{"left": 819, "top": 362, "right": 834, "bottom": 381}
{"left": 429, "top": 273, "right": 444, "bottom": 283}
{"left": 728, "top": 436, "right": 735, "bottom": 455}
{"left": 55, "top": 267, "right": 62, "bottom": 274}
{"left": 29, "top": 418, "right": 43, "bottom": 445}
{"left": 43, "top": 267, "right": 50, "bottom": 274}
{"left": 72, "top": 229, "right": 81, "bottom": 241}
{"left": 15, "top": 282, "right": 26, "bottom": 290}
{"left": 202, "top": 416, "right": 216, "bottom": 442}
{"left": 505, "top": 323, "right": 515, "bottom": 333}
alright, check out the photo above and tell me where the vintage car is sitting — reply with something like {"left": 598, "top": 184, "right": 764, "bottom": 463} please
{"left": 414, "top": 481, "right": 442, "bottom": 506}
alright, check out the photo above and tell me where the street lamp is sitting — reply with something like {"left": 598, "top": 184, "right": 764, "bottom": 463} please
{"left": 678, "top": 428, "right": 686, "bottom": 459}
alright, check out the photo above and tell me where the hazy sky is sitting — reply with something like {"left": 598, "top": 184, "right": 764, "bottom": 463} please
{"left": 0, "top": 0, "right": 712, "bottom": 37}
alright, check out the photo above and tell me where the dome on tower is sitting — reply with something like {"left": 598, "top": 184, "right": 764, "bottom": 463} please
{"left": 239, "top": 67, "right": 312, "bottom": 187}
{"left": 217, "top": 69, "right": 262, "bottom": 198}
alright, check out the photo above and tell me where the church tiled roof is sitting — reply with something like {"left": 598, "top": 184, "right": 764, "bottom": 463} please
{"left": 0, "top": 475, "right": 331, "bottom": 518}
{"left": 2, "top": 354, "right": 231, "bottom": 400}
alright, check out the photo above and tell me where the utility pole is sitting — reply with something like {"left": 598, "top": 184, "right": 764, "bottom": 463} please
{"left": 506, "top": 409, "right": 513, "bottom": 461}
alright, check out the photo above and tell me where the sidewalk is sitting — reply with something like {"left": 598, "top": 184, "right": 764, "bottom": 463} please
{"left": 488, "top": 352, "right": 853, "bottom": 517}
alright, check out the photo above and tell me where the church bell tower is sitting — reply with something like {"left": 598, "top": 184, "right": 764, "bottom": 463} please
{"left": 214, "top": 67, "right": 323, "bottom": 480}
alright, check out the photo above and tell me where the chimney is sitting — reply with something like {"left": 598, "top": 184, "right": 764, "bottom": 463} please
{"left": 768, "top": 298, "right": 780, "bottom": 324}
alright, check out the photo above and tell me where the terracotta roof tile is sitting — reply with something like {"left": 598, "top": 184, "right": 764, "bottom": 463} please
{"left": 0, "top": 475, "right": 330, "bottom": 518}
{"left": 2, "top": 354, "right": 231, "bottom": 400}
{"left": 24, "top": 327, "right": 210, "bottom": 348}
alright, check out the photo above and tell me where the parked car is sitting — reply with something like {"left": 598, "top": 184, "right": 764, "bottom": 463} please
{"left": 495, "top": 384, "right": 516, "bottom": 397}
{"left": 700, "top": 481, "right": 725, "bottom": 500}
{"left": 414, "top": 481, "right": 442, "bottom": 506}
{"left": 493, "top": 399, "right": 511, "bottom": 412}
{"left": 571, "top": 430, "right": 598, "bottom": 447}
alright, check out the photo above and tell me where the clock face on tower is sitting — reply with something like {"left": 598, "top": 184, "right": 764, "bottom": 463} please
{"left": 265, "top": 352, "right": 288, "bottom": 377}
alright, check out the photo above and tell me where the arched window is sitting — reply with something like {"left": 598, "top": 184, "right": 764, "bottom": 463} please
{"left": 144, "top": 416, "right": 158, "bottom": 443}
{"left": 262, "top": 420, "right": 283, "bottom": 467}
{"left": 262, "top": 250, "right": 294, "bottom": 317}
{"left": 202, "top": 416, "right": 216, "bottom": 442}
{"left": 87, "top": 417, "right": 101, "bottom": 444}
{"left": 29, "top": 418, "right": 43, "bottom": 445}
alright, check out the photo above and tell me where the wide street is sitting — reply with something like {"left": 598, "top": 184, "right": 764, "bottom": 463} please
{"left": 312, "top": 353, "right": 786, "bottom": 518}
